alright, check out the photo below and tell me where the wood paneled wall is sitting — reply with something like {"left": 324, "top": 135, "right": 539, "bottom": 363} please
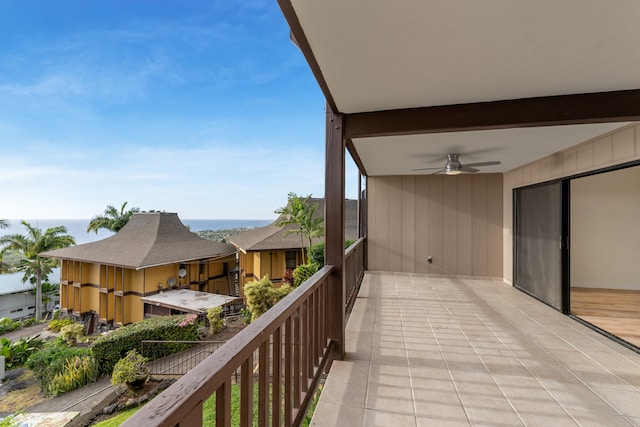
{"left": 503, "top": 123, "right": 640, "bottom": 284}
{"left": 368, "top": 174, "right": 503, "bottom": 278}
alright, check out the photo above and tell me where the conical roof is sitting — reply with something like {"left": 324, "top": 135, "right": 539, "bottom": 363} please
{"left": 41, "top": 212, "right": 236, "bottom": 269}
{"left": 229, "top": 198, "right": 358, "bottom": 252}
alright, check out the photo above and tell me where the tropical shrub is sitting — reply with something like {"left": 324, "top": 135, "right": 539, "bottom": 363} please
{"left": 111, "top": 350, "right": 149, "bottom": 388}
{"left": 60, "top": 323, "right": 85, "bottom": 345}
{"left": 26, "top": 338, "right": 92, "bottom": 395}
{"left": 282, "top": 268, "right": 294, "bottom": 286}
{"left": 309, "top": 242, "right": 325, "bottom": 266}
{"left": 48, "top": 318, "right": 75, "bottom": 332}
{"left": 207, "top": 307, "right": 224, "bottom": 335}
{"left": 91, "top": 315, "right": 199, "bottom": 376}
{"left": 0, "top": 335, "right": 45, "bottom": 369}
{"left": 308, "top": 240, "right": 356, "bottom": 267}
{"left": 46, "top": 355, "right": 97, "bottom": 396}
{"left": 240, "top": 308, "right": 252, "bottom": 324}
{"left": 244, "top": 276, "right": 294, "bottom": 322}
{"left": 292, "top": 262, "right": 319, "bottom": 287}
{"left": 0, "top": 317, "right": 19, "bottom": 334}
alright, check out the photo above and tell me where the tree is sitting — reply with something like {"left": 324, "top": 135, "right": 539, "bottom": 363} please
{"left": 87, "top": 202, "right": 140, "bottom": 234}
{"left": 0, "top": 221, "right": 75, "bottom": 320}
{"left": 274, "top": 193, "right": 324, "bottom": 263}
{"left": 0, "top": 219, "right": 8, "bottom": 229}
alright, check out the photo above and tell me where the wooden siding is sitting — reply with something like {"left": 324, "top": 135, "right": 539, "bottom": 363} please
{"left": 368, "top": 174, "right": 503, "bottom": 278}
{"left": 503, "top": 123, "right": 640, "bottom": 284}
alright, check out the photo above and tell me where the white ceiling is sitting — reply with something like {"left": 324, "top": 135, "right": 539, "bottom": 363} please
{"left": 289, "top": 1, "right": 640, "bottom": 175}
{"left": 354, "top": 122, "right": 631, "bottom": 176}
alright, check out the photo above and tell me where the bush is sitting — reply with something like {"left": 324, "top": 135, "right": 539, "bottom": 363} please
{"left": 244, "top": 276, "right": 294, "bottom": 322}
{"left": 91, "top": 315, "right": 200, "bottom": 376}
{"left": 309, "top": 242, "right": 325, "bottom": 266}
{"left": 48, "top": 318, "right": 75, "bottom": 332}
{"left": 0, "top": 317, "right": 19, "bottom": 334}
{"left": 207, "top": 307, "right": 224, "bottom": 335}
{"left": 308, "top": 240, "right": 355, "bottom": 266}
{"left": 0, "top": 335, "right": 45, "bottom": 369}
{"left": 111, "top": 350, "right": 149, "bottom": 387}
{"left": 47, "top": 355, "right": 97, "bottom": 396}
{"left": 282, "top": 268, "right": 294, "bottom": 286}
{"left": 26, "top": 339, "right": 93, "bottom": 396}
{"left": 293, "top": 262, "right": 319, "bottom": 287}
{"left": 60, "top": 323, "right": 85, "bottom": 345}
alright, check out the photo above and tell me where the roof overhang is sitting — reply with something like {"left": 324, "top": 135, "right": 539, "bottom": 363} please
{"left": 278, "top": 1, "right": 640, "bottom": 175}
{"left": 141, "top": 289, "right": 241, "bottom": 314}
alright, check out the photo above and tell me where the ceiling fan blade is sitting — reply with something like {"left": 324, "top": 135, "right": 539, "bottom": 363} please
{"left": 412, "top": 166, "right": 444, "bottom": 171}
{"left": 431, "top": 169, "right": 446, "bottom": 175}
{"left": 460, "top": 167, "right": 479, "bottom": 173}
{"left": 462, "top": 161, "right": 501, "bottom": 168}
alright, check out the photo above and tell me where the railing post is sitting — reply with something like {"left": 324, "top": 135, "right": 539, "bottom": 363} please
{"left": 325, "top": 106, "right": 345, "bottom": 361}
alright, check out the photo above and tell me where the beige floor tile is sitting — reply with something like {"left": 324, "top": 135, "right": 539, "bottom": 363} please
{"left": 312, "top": 273, "right": 640, "bottom": 427}
{"left": 363, "top": 409, "right": 417, "bottom": 427}
{"left": 310, "top": 401, "right": 364, "bottom": 426}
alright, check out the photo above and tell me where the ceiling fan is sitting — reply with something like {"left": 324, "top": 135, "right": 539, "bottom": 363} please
{"left": 413, "top": 153, "right": 501, "bottom": 175}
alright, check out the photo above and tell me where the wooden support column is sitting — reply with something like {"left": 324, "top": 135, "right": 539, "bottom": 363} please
{"left": 325, "top": 106, "right": 345, "bottom": 361}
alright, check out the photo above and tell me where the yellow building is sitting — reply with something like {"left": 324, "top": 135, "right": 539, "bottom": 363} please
{"left": 228, "top": 198, "right": 358, "bottom": 291}
{"left": 41, "top": 212, "right": 237, "bottom": 329}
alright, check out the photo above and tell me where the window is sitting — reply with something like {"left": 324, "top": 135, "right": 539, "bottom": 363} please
{"left": 285, "top": 251, "right": 297, "bottom": 270}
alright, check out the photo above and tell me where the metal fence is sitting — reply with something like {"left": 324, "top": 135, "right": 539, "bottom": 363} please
{"left": 141, "top": 340, "right": 228, "bottom": 376}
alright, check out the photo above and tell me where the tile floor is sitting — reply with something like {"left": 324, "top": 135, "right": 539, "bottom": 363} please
{"left": 310, "top": 272, "right": 640, "bottom": 426}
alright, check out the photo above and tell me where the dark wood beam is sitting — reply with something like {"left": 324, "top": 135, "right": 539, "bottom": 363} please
{"left": 346, "top": 138, "right": 368, "bottom": 176}
{"left": 344, "top": 89, "right": 640, "bottom": 139}
{"left": 324, "top": 106, "right": 345, "bottom": 361}
{"left": 277, "top": 0, "right": 338, "bottom": 113}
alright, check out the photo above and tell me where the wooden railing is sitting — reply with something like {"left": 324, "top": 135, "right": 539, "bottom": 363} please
{"left": 345, "top": 237, "right": 365, "bottom": 313}
{"left": 123, "top": 266, "right": 335, "bottom": 427}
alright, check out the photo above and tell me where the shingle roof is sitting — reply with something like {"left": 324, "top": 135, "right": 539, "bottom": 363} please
{"left": 40, "top": 212, "right": 236, "bottom": 269}
{"left": 228, "top": 198, "right": 358, "bottom": 252}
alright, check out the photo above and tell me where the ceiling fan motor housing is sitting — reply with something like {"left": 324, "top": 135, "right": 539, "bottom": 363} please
{"left": 445, "top": 154, "right": 462, "bottom": 174}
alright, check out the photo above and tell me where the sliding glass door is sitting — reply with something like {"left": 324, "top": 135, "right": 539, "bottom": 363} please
{"left": 514, "top": 181, "right": 568, "bottom": 312}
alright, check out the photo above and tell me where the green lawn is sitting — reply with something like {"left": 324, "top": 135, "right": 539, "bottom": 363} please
{"left": 93, "top": 382, "right": 321, "bottom": 426}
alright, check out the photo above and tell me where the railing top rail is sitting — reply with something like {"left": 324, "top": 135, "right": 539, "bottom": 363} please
{"left": 141, "top": 340, "right": 228, "bottom": 344}
{"left": 345, "top": 237, "right": 365, "bottom": 257}
{"left": 124, "top": 265, "right": 334, "bottom": 426}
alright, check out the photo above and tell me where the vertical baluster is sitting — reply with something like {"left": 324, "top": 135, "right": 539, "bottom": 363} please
{"left": 216, "top": 379, "right": 231, "bottom": 427}
{"left": 259, "top": 340, "right": 269, "bottom": 425}
{"left": 307, "top": 295, "right": 314, "bottom": 379}
{"left": 315, "top": 288, "right": 321, "bottom": 362}
{"left": 240, "top": 354, "right": 253, "bottom": 427}
{"left": 300, "top": 300, "right": 308, "bottom": 400}
{"left": 293, "top": 307, "right": 301, "bottom": 409}
{"left": 284, "top": 316, "right": 293, "bottom": 425}
{"left": 272, "top": 325, "right": 282, "bottom": 426}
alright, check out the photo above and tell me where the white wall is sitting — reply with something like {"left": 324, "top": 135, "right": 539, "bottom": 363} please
{"left": 571, "top": 167, "right": 640, "bottom": 290}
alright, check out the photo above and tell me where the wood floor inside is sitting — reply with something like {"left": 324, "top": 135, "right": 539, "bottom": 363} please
{"left": 571, "top": 287, "right": 640, "bottom": 348}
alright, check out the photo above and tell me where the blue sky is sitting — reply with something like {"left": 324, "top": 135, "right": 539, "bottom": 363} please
{"left": 0, "top": 0, "right": 358, "bottom": 220}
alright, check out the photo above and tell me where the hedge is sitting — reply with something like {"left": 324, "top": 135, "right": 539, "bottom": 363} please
{"left": 91, "top": 315, "right": 200, "bottom": 375}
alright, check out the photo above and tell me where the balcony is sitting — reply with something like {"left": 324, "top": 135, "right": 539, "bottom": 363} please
{"left": 312, "top": 272, "right": 640, "bottom": 425}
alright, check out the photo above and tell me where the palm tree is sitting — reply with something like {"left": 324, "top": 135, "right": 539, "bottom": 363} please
{"left": 87, "top": 202, "right": 140, "bottom": 234}
{"left": 275, "top": 193, "right": 324, "bottom": 264}
{"left": 0, "top": 221, "right": 75, "bottom": 320}
{"left": 0, "top": 219, "right": 8, "bottom": 229}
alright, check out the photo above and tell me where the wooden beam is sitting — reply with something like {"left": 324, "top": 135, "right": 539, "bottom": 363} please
{"left": 277, "top": 0, "right": 338, "bottom": 113}
{"left": 325, "top": 106, "right": 345, "bottom": 361}
{"left": 344, "top": 89, "right": 640, "bottom": 139}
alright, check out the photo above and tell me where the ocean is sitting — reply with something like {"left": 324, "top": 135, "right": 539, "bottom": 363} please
{"left": 0, "top": 218, "right": 272, "bottom": 294}
{"left": 0, "top": 218, "right": 273, "bottom": 245}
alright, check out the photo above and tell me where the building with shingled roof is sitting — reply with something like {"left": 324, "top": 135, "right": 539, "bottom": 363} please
{"left": 228, "top": 198, "right": 358, "bottom": 290}
{"left": 41, "top": 211, "right": 237, "bottom": 327}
